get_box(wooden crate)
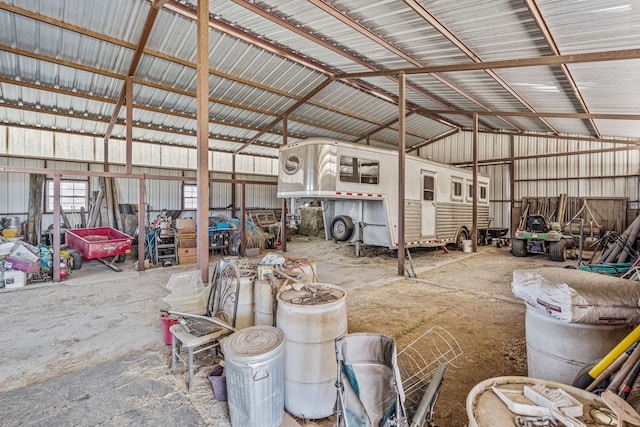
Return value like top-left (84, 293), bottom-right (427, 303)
top-left (178, 247), bottom-right (197, 256)
top-left (178, 254), bottom-right (197, 264)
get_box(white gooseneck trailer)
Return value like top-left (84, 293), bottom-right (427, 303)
top-left (277, 138), bottom-right (490, 250)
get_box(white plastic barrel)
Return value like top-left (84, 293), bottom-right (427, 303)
top-left (462, 239), bottom-right (472, 253)
top-left (276, 283), bottom-right (347, 419)
top-left (525, 306), bottom-right (630, 385)
top-left (254, 278), bottom-right (285, 326)
top-left (222, 326), bottom-right (285, 427)
top-left (224, 271), bottom-right (255, 329)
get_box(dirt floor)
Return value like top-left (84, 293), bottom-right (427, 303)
top-left (0, 234), bottom-right (592, 426)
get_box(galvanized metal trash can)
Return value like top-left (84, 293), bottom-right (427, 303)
top-left (222, 326), bottom-right (285, 427)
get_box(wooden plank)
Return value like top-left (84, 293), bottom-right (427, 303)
top-left (27, 174), bottom-right (44, 245)
top-left (111, 178), bottom-right (124, 231)
top-left (88, 189), bottom-right (103, 228)
top-left (60, 206), bottom-right (72, 229)
top-left (80, 206), bottom-right (87, 228)
top-left (104, 176), bottom-right (115, 228)
top-left (99, 177), bottom-right (109, 226)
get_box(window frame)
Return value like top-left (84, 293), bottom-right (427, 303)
top-left (423, 175), bottom-right (435, 201)
top-left (45, 179), bottom-right (89, 213)
top-left (451, 177), bottom-right (463, 201)
top-left (183, 183), bottom-right (198, 210)
top-left (338, 155), bottom-right (379, 185)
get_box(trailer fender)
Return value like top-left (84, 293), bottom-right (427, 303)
top-left (330, 215), bottom-right (354, 242)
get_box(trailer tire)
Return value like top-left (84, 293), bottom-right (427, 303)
top-left (511, 238), bottom-right (527, 257)
top-left (66, 248), bottom-right (83, 270)
top-left (455, 229), bottom-right (468, 250)
top-left (330, 215), bottom-right (354, 242)
top-left (549, 239), bottom-right (567, 262)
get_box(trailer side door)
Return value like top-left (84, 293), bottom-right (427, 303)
top-left (421, 172), bottom-right (436, 237)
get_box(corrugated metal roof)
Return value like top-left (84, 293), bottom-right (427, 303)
top-left (0, 0), bottom-right (637, 162)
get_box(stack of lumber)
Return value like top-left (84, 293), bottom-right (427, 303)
top-left (86, 177), bottom-right (124, 231)
top-left (175, 218), bottom-right (196, 264)
top-left (596, 213), bottom-right (640, 264)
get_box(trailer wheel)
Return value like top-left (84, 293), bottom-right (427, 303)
top-left (511, 238), bottom-right (527, 257)
top-left (66, 248), bottom-right (83, 270)
top-left (330, 215), bottom-right (354, 242)
top-left (455, 229), bottom-right (468, 250)
top-left (549, 239), bottom-right (567, 262)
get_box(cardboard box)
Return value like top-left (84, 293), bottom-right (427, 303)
top-left (176, 218), bottom-right (196, 230)
top-left (178, 254), bottom-right (197, 264)
top-left (5, 256), bottom-right (40, 273)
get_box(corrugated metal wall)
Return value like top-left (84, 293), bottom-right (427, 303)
top-left (0, 126), bottom-right (278, 232)
top-left (2, 125), bottom-right (637, 238)
top-left (421, 131), bottom-right (640, 233)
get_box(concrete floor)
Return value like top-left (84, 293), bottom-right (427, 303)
top-left (0, 236), bottom-right (563, 426)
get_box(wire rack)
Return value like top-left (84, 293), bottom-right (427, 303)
top-left (397, 326), bottom-right (465, 404)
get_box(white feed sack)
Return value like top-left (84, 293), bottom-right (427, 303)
top-left (512, 268), bottom-right (640, 324)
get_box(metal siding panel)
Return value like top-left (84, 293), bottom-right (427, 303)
top-left (8, 128), bottom-right (54, 157)
top-left (213, 152), bottom-right (233, 172)
top-left (0, 157), bottom-right (42, 215)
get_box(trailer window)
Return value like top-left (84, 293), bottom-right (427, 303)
top-left (479, 184), bottom-right (487, 201)
top-left (467, 184), bottom-right (473, 200)
top-left (339, 156), bottom-right (379, 184)
top-left (423, 176), bottom-right (434, 201)
top-left (451, 179), bottom-right (463, 201)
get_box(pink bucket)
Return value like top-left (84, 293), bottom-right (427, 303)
top-left (160, 315), bottom-right (178, 346)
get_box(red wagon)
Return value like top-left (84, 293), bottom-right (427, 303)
top-left (65, 227), bottom-right (133, 271)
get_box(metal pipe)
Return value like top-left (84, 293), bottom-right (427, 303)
top-left (52, 174), bottom-right (61, 282)
top-left (397, 72), bottom-right (406, 276)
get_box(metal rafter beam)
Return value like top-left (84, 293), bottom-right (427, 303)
top-left (0, 102), bottom-right (285, 151)
top-left (422, 108), bottom-right (640, 121)
top-left (103, 1), bottom-right (165, 143)
top-left (0, 4), bottom-right (444, 143)
top-left (337, 48), bottom-right (640, 78)
top-left (0, 46), bottom-right (405, 142)
top-left (303, 0), bottom-right (510, 131)
top-left (407, 129), bottom-right (460, 153)
top-left (523, 0), bottom-right (601, 138)
top-left (403, 0), bottom-right (559, 134)
top-left (237, 0), bottom-right (493, 131)
top-left (234, 77), bottom-right (334, 154)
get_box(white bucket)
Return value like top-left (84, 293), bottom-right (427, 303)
top-left (222, 326), bottom-right (285, 427)
top-left (277, 283), bottom-right (347, 419)
top-left (224, 271), bottom-right (255, 329)
top-left (525, 306), bottom-right (630, 385)
top-left (4, 270), bottom-right (26, 289)
top-left (254, 278), bottom-right (285, 326)
top-left (462, 239), bottom-right (472, 253)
